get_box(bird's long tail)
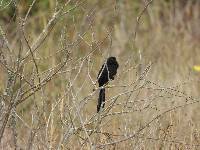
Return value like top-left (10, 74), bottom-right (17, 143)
top-left (97, 88), bottom-right (105, 113)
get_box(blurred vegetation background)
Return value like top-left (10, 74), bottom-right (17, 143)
top-left (0, 0), bottom-right (200, 149)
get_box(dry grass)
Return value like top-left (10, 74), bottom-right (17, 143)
top-left (0, 0), bottom-right (200, 149)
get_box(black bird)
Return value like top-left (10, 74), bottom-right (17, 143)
top-left (97, 57), bottom-right (119, 113)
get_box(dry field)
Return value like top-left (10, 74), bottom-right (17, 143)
top-left (0, 0), bottom-right (200, 149)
